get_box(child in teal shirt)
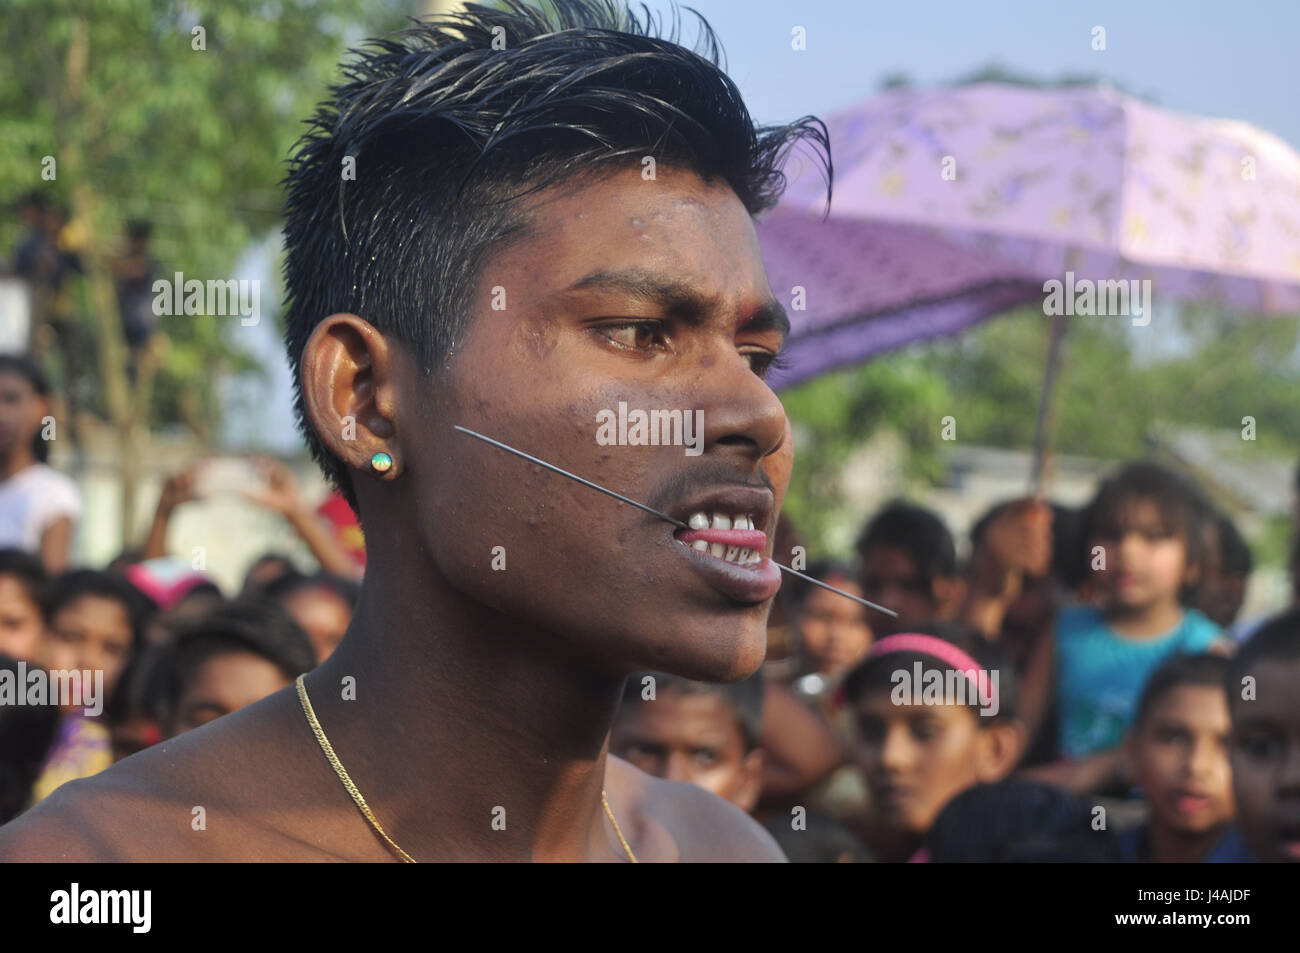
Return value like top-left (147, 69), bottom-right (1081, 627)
top-left (1052, 463), bottom-right (1227, 785)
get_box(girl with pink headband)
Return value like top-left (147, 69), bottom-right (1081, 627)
top-left (842, 623), bottom-right (1025, 862)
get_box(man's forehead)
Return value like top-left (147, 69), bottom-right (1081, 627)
top-left (519, 165), bottom-right (759, 257)
top-left (497, 170), bottom-right (784, 333)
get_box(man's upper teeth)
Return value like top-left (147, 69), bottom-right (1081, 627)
top-left (683, 512), bottom-right (760, 565)
top-left (686, 511), bottom-right (753, 530)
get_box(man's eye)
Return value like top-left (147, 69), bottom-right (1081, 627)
top-left (596, 321), bottom-right (667, 352)
top-left (742, 349), bottom-right (784, 380)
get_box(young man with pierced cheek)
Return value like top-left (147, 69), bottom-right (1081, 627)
top-left (0, 1), bottom-right (827, 862)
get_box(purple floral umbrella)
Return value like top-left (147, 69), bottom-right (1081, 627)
top-left (758, 208), bottom-right (1043, 384)
top-left (759, 82), bottom-right (1300, 483)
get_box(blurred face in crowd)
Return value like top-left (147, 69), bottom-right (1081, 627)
top-left (1129, 685), bottom-right (1235, 840)
top-left (111, 711), bottom-right (160, 763)
top-left (854, 689), bottom-right (985, 836)
top-left (18, 200), bottom-right (42, 229)
top-left (243, 557), bottom-right (295, 592)
top-left (853, 676), bottom-right (1019, 840)
top-left (280, 585), bottom-right (350, 662)
top-left (860, 545), bottom-right (938, 634)
top-left (1000, 575), bottom-right (1060, 659)
top-left (610, 688), bottom-right (765, 812)
top-left (0, 574), bottom-right (44, 662)
top-left (796, 573), bottom-right (872, 674)
top-left (145, 588), bottom-right (224, 647)
top-left (45, 595), bottom-right (133, 703)
top-left (167, 651), bottom-right (293, 737)
top-left (1090, 498), bottom-right (1194, 613)
top-left (0, 371), bottom-right (46, 462)
top-left (1231, 659), bottom-right (1300, 862)
top-left (1195, 521), bottom-right (1248, 628)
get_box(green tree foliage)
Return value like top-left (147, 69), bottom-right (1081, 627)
top-left (779, 353), bottom-right (949, 549)
top-left (0, 0), bottom-right (407, 536)
top-left (781, 306), bottom-right (1300, 555)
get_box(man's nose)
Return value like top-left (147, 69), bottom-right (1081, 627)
top-left (691, 346), bottom-right (788, 466)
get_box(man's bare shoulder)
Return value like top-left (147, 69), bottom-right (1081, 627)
top-left (610, 756), bottom-right (786, 863)
top-left (0, 689), bottom-right (340, 862)
top-left (0, 746), bottom-right (203, 862)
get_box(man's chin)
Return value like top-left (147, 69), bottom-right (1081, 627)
top-left (630, 621), bottom-right (768, 683)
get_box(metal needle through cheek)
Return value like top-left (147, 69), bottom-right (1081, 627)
top-left (453, 425), bottom-right (898, 618)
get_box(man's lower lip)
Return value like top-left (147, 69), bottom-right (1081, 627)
top-left (673, 538), bottom-right (781, 604)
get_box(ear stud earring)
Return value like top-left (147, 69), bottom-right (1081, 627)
top-left (370, 451), bottom-right (393, 474)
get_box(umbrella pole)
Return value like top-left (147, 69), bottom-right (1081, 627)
top-left (1029, 310), bottom-right (1068, 494)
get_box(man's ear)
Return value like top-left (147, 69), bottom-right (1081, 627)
top-left (300, 314), bottom-right (401, 476)
top-left (974, 719), bottom-right (1026, 782)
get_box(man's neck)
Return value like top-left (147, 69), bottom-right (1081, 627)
top-left (300, 541), bottom-right (629, 862)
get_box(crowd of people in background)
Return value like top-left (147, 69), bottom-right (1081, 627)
top-left (612, 463), bottom-right (1300, 863)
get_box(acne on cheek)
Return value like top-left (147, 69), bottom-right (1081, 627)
top-left (515, 316), bottom-right (560, 361)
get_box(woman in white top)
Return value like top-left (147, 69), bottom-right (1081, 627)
top-left (0, 355), bottom-right (80, 573)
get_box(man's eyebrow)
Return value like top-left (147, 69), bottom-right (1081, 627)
top-left (742, 297), bottom-right (791, 342)
top-left (566, 268), bottom-right (790, 343)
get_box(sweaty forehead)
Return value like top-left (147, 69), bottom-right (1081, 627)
top-left (499, 166), bottom-right (768, 299)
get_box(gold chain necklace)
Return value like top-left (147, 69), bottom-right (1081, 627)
top-left (295, 675), bottom-right (638, 863)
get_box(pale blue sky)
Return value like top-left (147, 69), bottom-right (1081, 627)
top-left (652, 0), bottom-right (1299, 149)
